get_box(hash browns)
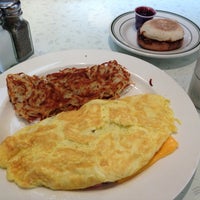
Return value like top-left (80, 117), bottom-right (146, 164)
top-left (6, 60), bottom-right (132, 122)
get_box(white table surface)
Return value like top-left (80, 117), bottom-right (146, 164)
top-left (2, 0), bottom-right (200, 199)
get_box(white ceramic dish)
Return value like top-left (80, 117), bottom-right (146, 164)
top-left (110, 10), bottom-right (200, 58)
top-left (0, 50), bottom-right (200, 200)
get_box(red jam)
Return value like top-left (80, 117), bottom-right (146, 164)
top-left (135, 6), bottom-right (156, 29)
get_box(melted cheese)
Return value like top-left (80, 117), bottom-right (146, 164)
top-left (149, 136), bottom-right (178, 165)
top-left (118, 136), bottom-right (178, 184)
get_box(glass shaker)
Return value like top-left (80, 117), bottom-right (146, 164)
top-left (1, 0), bottom-right (34, 62)
top-left (188, 56), bottom-right (200, 109)
top-left (0, 9), bottom-right (17, 72)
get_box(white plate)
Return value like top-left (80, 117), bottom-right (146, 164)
top-left (0, 50), bottom-right (200, 200)
top-left (110, 10), bottom-right (200, 58)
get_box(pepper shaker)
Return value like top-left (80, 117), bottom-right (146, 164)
top-left (188, 56), bottom-right (200, 109)
top-left (1, 0), bottom-right (34, 62)
top-left (0, 9), bottom-right (17, 72)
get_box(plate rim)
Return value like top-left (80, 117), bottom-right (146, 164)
top-left (0, 49), bottom-right (200, 200)
top-left (110, 10), bottom-right (200, 58)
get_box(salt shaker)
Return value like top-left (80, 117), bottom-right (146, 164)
top-left (0, 9), bottom-right (17, 72)
top-left (1, 0), bottom-right (34, 62)
top-left (188, 56), bottom-right (200, 109)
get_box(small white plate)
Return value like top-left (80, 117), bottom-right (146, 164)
top-left (0, 50), bottom-right (200, 200)
top-left (110, 10), bottom-right (200, 58)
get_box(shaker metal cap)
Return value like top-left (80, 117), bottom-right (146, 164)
top-left (0, 0), bottom-right (19, 9)
top-left (0, 0), bottom-right (22, 17)
top-left (0, 10), bottom-right (2, 24)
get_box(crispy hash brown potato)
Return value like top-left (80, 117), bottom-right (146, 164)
top-left (0, 94), bottom-right (177, 190)
top-left (6, 60), bottom-right (131, 122)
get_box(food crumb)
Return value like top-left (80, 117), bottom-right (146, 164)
top-left (149, 78), bottom-right (153, 86)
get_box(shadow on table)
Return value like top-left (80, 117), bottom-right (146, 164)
top-left (108, 36), bottom-right (199, 70)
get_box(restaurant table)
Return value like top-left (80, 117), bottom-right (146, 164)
top-left (3, 0), bottom-right (200, 199)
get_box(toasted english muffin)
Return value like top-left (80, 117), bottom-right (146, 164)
top-left (0, 94), bottom-right (177, 190)
top-left (137, 18), bottom-right (184, 51)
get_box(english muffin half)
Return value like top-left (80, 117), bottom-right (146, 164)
top-left (137, 18), bottom-right (184, 51)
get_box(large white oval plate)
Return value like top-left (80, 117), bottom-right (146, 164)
top-left (110, 10), bottom-right (200, 58)
top-left (0, 50), bottom-right (200, 200)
